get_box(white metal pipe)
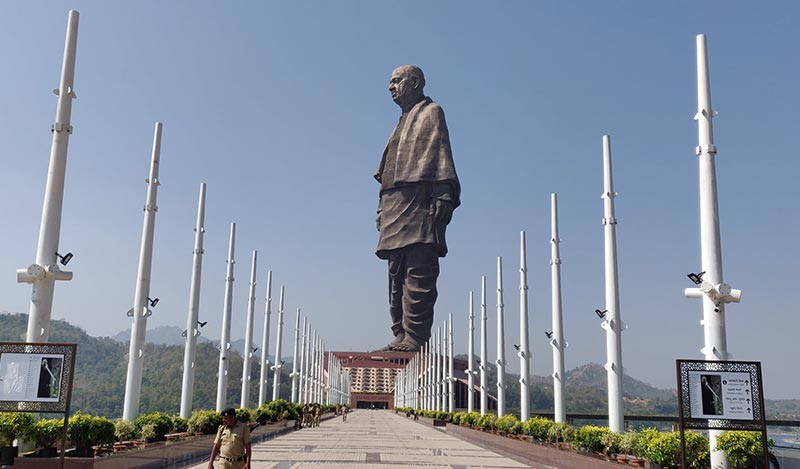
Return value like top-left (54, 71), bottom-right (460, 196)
top-left (440, 328), bottom-right (445, 411)
top-left (433, 330), bottom-right (439, 410)
top-left (298, 317), bottom-right (307, 404)
top-left (426, 339), bottom-right (431, 411)
top-left (272, 286), bottom-right (285, 401)
top-left (290, 309), bottom-right (301, 403)
top-left (302, 323), bottom-right (312, 403)
top-left (122, 122), bottom-right (163, 421)
top-left (317, 336), bottom-right (323, 403)
top-left (467, 291), bottom-right (475, 413)
top-left (519, 231), bottom-right (531, 422)
top-left (258, 271), bottom-right (272, 405)
top-left (310, 335), bottom-right (316, 403)
top-left (496, 256), bottom-right (506, 417)
top-left (550, 194), bottom-right (567, 423)
top-left (240, 250), bottom-right (258, 409)
top-left (308, 330), bottom-right (317, 403)
top-left (480, 275), bottom-right (488, 415)
top-left (20, 10), bottom-right (79, 344)
top-left (439, 327), bottom-right (446, 411)
top-left (448, 312), bottom-right (454, 413)
top-left (440, 324), bottom-right (446, 411)
top-left (694, 34), bottom-right (737, 469)
top-left (602, 136), bottom-right (624, 433)
top-left (421, 341), bottom-right (427, 410)
top-left (180, 182), bottom-right (206, 419)
top-left (215, 222), bottom-right (236, 412)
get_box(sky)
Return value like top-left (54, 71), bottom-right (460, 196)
top-left (0, 2), bottom-right (798, 400)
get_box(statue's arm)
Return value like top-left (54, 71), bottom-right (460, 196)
top-left (429, 182), bottom-right (455, 225)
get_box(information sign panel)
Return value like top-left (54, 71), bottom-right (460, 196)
top-left (0, 342), bottom-right (76, 413)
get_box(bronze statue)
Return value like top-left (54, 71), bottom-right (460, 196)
top-left (374, 65), bottom-right (460, 352)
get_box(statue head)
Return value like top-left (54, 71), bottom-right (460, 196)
top-left (389, 65), bottom-right (425, 110)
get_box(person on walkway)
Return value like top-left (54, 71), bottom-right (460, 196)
top-left (374, 65), bottom-right (460, 353)
top-left (208, 408), bottom-right (251, 469)
top-left (342, 406), bottom-right (348, 422)
top-left (313, 404), bottom-right (321, 427)
top-left (301, 404), bottom-right (310, 427)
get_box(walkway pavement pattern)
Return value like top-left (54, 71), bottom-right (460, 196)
top-left (191, 410), bottom-right (542, 469)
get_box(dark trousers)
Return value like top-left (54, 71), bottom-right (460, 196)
top-left (387, 244), bottom-right (439, 343)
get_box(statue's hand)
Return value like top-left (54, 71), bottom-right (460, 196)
top-left (430, 199), bottom-right (453, 225)
top-left (376, 212), bottom-right (381, 232)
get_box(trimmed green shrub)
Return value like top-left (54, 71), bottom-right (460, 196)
top-left (600, 431), bottom-right (622, 455)
top-left (496, 414), bottom-right (521, 435)
top-left (0, 412), bottom-right (35, 447)
top-left (67, 413), bottom-right (115, 450)
top-left (477, 413), bottom-right (497, 431)
top-left (31, 419), bottom-right (63, 449)
top-left (140, 423), bottom-right (156, 442)
top-left (256, 400), bottom-right (298, 424)
top-left (463, 412), bottom-right (481, 427)
top-left (619, 430), bottom-right (640, 456)
top-left (522, 416), bottom-right (553, 441)
top-left (188, 410), bottom-right (222, 435)
top-left (573, 425), bottom-right (612, 453)
top-left (134, 411), bottom-right (173, 441)
top-left (715, 430), bottom-right (771, 468)
top-left (546, 422), bottom-right (574, 443)
top-left (234, 408), bottom-right (253, 423)
top-left (684, 430), bottom-right (710, 469)
top-left (639, 430), bottom-right (680, 467)
top-left (114, 418), bottom-right (135, 442)
top-left (171, 416), bottom-right (188, 433)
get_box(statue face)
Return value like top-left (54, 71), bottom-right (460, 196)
top-left (389, 67), bottom-right (421, 108)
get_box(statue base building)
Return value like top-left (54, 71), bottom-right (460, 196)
top-left (333, 351), bottom-right (494, 411)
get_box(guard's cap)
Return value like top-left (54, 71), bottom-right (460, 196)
top-left (220, 408), bottom-right (237, 417)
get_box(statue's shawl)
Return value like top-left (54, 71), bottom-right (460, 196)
top-left (375, 97), bottom-right (461, 207)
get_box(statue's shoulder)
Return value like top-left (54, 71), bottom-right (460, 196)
top-left (417, 98), bottom-right (445, 119)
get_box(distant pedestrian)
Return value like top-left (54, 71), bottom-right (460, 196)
top-left (208, 408), bottom-right (251, 469)
top-left (342, 406), bottom-right (348, 422)
top-left (313, 405), bottom-right (321, 427)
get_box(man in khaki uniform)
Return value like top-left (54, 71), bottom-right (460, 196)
top-left (208, 408), bottom-right (251, 469)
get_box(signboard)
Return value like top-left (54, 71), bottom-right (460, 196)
top-left (0, 342), bottom-right (76, 413)
top-left (687, 370), bottom-right (755, 420)
top-left (676, 359), bottom-right (768, 469)
top-left (676, 359), bottom-right (764, 431)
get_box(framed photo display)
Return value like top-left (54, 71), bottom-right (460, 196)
top-left (0, 342), bottom-right (77, 413)
top-left (676, 359), bottom-right (764, 431)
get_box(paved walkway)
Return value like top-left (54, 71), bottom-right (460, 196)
top-left (189, 410), bottom-right (623, 469)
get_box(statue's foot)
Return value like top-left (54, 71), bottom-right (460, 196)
top-left (373, 334), bottom-right (405, 352)
top-left (389, 335), bottom-right (423, 352)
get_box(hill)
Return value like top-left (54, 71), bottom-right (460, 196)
top-left (111, 326), bottom-right (268, 360)
top-left (0, 313), bottom-right (291, 418)
top-left (1, 314), bottom-right (797, 420)
top-left (111, 325), bottom-right (213, 346)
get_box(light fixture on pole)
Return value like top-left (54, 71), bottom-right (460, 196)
top-left (55, 252), bottom-right (73, 266)
top-left (687, 271), bottom-right (705, 285)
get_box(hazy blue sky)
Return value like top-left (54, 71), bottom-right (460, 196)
top-left (1, 2), bottom-right (797, 399)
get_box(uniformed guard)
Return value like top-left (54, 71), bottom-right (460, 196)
top-left (208, 408), bottom-right (251, 469)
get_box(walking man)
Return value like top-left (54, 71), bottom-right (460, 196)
top-left (208, 408), bottom-right (251, 469)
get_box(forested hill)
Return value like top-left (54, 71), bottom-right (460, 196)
top-left (1, 313), bottom-right (797, 420)
top-left (0, 313), bottom-right (292, 418)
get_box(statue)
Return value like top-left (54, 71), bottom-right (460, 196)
top-left (374, 65), bottom-right (460, 352)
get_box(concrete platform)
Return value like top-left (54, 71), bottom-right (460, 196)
top-left (188, 410), bottom-right (621, 469)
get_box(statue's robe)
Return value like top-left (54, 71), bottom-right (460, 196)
top-left (374, 97), bottom-right (460, 260)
